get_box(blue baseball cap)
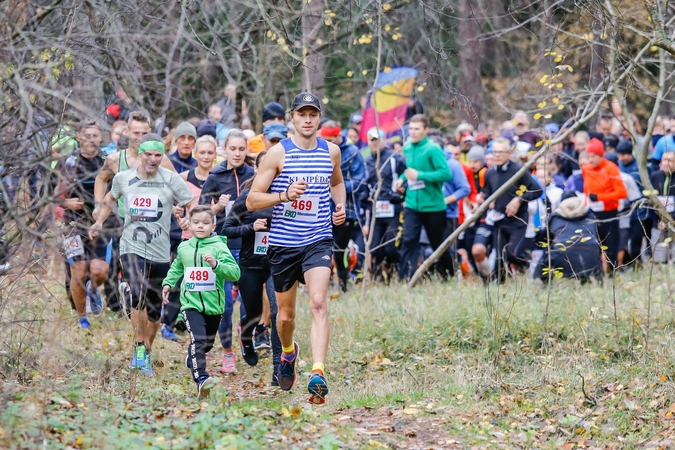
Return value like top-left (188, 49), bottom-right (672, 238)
top-left (263, 122), bottom-right (288, 140)
top-left (544, 123), bottom-right (560, 135)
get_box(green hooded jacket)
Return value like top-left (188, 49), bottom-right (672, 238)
top-left (163, 235), bottom-right (240, 316)
top-left (399, 136), bottom-right (452, 212)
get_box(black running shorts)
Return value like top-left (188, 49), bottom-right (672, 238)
top-left (473, 224), bottom-right (493, 248)
top-left (120, 253), bottom-right (170, 323)
top-left (267, 239), bottom-right (333, 293)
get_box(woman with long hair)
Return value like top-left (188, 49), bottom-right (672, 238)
top-left (221, 151), bottom-right (281, 385)
top-left (200, 129), bottom-right (253, 374)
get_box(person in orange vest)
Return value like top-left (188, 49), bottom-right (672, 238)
top-left (581, 138), bottom-right (627, 271)
top-left (247, 102), bottom-right (287, 155)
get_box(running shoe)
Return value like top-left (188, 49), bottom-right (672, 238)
top-left (141, 352), bottom-right (153, 375)
top-left (254, 326), bottom-right (271, 350)
top-left (86, 281), bottom-right (103, 315)
top-left (271, 371), bottom-right (279, 387)
top-left (161, 325), bottom-right (181, 342)
top-left (221, 352), bottom-right (237, 374)
top-left (77, 317), bottom-right (90, 329)
top-left (308, 371), bottom-right (329, 405)
top-left (131, 344), bottom-right (147, 369)
top-left (240, 336), bottom-right (258, 367)
top-left (197, 376), bottom-right (217, 398)
top-left (278, 342), bottom-right (300, 391)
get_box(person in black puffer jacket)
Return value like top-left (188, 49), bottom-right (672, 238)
top-left (220, 151), bottom-right (282, 386)
top-left (535, 191), bottom-right (603, 282)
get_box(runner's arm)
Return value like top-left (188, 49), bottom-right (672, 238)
top-left (94, 154), bottom-right (117, 204)
top-left (162, 255), bottom-right (184, 290)
top-left (329, 144), bottom-right (346, 207)
top-left (246, 144), bottom-right (285, 211)
top-left (93, 191), bottom-right (117, 226)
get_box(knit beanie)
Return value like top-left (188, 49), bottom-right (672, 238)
top-left (262, 102), bottom-right (286, 122)
top-left (586, 138), bottom-right (605, 157)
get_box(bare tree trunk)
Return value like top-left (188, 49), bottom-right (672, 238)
top-left (302, 0), bottom-right (325, 96)
top-left (457, 0), bottom-right (484, 125)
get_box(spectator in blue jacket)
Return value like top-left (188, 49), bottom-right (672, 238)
top-left (319, 120), bottom-right (367, 291)
top-left (444, 151), bottom-right (471, 235)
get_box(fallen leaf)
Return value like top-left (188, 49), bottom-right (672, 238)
top-left (403, 407), bottom-right (418, 415)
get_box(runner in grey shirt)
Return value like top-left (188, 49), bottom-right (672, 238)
top-left (91, 133), bottom-right (197, 374)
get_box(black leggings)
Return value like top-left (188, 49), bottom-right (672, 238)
top-left (595, 211), bottom-right (620, 268)
top-left (333, 219), bottom-right (359, 285)
top-left (238, 267), bottom-right (281, 371)
top-left (628, 218), bottom-right (653, 266)
top-left (184, 309), bottom-right (221, 382)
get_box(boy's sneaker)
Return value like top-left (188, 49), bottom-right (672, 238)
top-left (77, 317), bottom-right (90, 329)
top-left (278, 342), bottom-right (300, 391)
top-left (308, 371), bottom-right (329, 405)
top-left (131, 344), bottom-right (147, 369)
top-left (271, 371), bottom-right (280, 387)
top-left (86, 281), bottom-right (103, 315)
top-left (141, 353), bottom-right (153, 375)
top-left (221, 352), bottom-right (237, 374)
top-left (197, 376), bottom-right (217, 398)
top-left (254, 326), bottom-right (271, 350)
top-left (240, 336), bottom-right (259, 367)
top-left (161, 325), bottom-right (181, 342)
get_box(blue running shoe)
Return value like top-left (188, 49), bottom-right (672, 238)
top-left (77, 317), bottom-right (90, 329)
top-left (161, 325), bottom-right (181, 342)
top-left (86, 281), bottom-right (103, 315)
top-left (141, 353), bottom-right (153, 375)
top-left (278, 342), bottom-right (299, 391)
top-left (197, 376), bottom-right (217, 398)
top-left (131, 344), bottom-right (147, 369)
top-left (308, 371), bottom-right (329, 405)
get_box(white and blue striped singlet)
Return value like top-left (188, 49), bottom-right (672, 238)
top-left (269, 137), bottom-right (333, 247)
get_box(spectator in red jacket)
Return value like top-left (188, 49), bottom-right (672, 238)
top-left (581, 138), bottom-right (627, 271)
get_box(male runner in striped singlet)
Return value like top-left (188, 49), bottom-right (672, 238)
top-left (247, 93), bottom-right (346, 404)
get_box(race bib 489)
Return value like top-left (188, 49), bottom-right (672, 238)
top-left (184, 267), bottom-right (216, 291)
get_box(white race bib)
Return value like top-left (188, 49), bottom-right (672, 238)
top-left (408, 180), bottom-right (426, 191)
top-left (485, 209), bottom-right (505, 226)
top-left (254, 232), bottom-right (270, 255)
top-left (184, 267), bottom-right (216, 291)
top-left (128, 194), bottom-right (159, 218)
top-left (64, 235), bottom-right (84, 258)
top-left (588, 198), bottom-right (605, 212)
top-left (375, 200), bottom-right (395, 218)
top-left (658, 195), bottom-right (675, 213)
top-left (282, 195), bottom-right (320, 222)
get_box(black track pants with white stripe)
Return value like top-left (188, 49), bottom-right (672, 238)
top-left (184, 309), bottom-right (222, 382)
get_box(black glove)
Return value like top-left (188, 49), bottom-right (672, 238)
top-left (588, 193), bottom-right (598, 202)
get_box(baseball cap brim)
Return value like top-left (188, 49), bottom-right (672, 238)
top-left (292, 103), bottom-right (321, 112)
top-left (264, 132), bottom-right (287, 140)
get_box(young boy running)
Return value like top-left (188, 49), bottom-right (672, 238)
top-left (162, 205), bottom-right (240, 398)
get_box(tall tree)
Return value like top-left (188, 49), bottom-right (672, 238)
top-left (457, 0), bottom-right (484, 125)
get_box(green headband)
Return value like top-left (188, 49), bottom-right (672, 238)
top-left (138, 140), bottom-right (165, 154)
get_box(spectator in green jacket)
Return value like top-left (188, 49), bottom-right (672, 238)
top-left (394, 114), bottom-right (453, 280)
top-left (162, 205), bottom-right (240, 398)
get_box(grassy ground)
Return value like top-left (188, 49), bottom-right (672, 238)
top-left (2, 251), bottom-right (675, 449)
